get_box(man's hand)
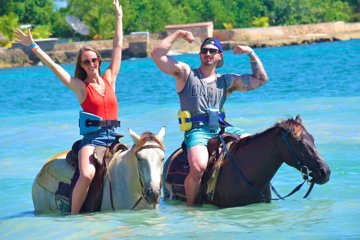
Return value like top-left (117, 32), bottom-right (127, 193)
top-left (233, 45), bottom-right (253, 55)
top-left (179, 30), bottom-right (194, 43)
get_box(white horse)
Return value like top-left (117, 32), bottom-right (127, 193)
top-left (32, 127), bottom-right (165, 213)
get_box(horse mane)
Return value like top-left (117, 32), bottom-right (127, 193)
top-left (134, 131), bottom-right (165, 153)
top-left (274, 116), bottom-right (304, 140)
top-left (237, 116), bottom-right (304, 146)
top-left (227, 116), bottom-right (304, 159)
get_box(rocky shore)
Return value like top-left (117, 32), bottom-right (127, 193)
top-left (1, 21), bottom-right (359, 68)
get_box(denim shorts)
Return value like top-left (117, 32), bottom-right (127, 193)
top-left (80, 127), bottom-right (118, 149)
top-left (184, 126), bottom-right (250, 151)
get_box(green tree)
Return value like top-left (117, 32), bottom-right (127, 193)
top-left (22, 0), bottom-right (54, 25)
top-left (1, 0), bottom-right (358, 39)
top-left (207, 0), bottom-right (236, 29)
top-left (67, 0), bottom-right (114, 39)
top-left (232, 0), bottom-right (269, 28)
top-left (265, 0), bottom-right (353, 25)
top-left (0, 13), bottom-right (19, 47)
top-left (31, 25), bottom-right (53, 39)
top-left (168, 0), bottom-right (206, 24)
top-left (320, 1), bottom-right (353, 22)
top-left (1, 0), bottom-right (54, 26)
top-left (51, 9), bottom-right (73, 39)
top-left (124, 0), bottom-right (176, 33)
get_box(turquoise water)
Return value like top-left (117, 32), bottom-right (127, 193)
top-left (1, 39), bottom-right (359, 239)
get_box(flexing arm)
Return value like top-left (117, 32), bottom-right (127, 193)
top-left (103, 0), bottom-right (123, 90)
top-left (14, 28), bottom-right (84, 96)
top-left (227, 46), bottom-right (269, 94)
top-left (151, 30), bottom-right (193, 89)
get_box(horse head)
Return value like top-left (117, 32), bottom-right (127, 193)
top-left (278, 115), bottom-right (331, 185)
top-left (128, 126), bottom-right (166, 208)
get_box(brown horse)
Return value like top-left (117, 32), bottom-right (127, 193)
top-left (163, 116), bottom-right (331, 208)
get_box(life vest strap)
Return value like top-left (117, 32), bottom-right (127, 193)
top-left (179, 113), bottom-right (232, 127)
top-left (86, 119), bottom-right (121, 128)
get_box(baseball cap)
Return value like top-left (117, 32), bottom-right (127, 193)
top-left (200, 37), bottom-right (224, 68)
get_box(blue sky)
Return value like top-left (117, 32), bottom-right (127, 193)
top-left (54, 0), bottom-right (68, 9)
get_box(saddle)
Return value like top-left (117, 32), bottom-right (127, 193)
top-left (165, 133), bottom-right (239, 204)
top-left (64, 135), bottom-right (128, 213)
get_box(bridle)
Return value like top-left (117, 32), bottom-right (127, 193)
top-left (131, 143), bottom-right (164, 210)
top-left (106, 143), bottom-right (164, 211)
top-left (218, 130), bottom-right (315, 202)
top-left (270, 131), bottom-right (315, 200)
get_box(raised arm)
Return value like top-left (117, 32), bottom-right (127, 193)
top-left (14, 28), bottom-right (84, 95)
top-left (151, 30), bottom-right (193, 88)
top-left (226, 46), bottom-right (269, 94)
top-left (103, 0), bottom-right (123, 89)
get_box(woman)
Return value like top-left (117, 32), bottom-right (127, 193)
top-left (15, 0), bottom-right (123, 214)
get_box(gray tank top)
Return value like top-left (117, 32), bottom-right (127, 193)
top-left (178, 68), bottom-right (233, 120)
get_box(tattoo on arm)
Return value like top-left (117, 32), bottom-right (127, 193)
top-left (241, 75), bottom-right (252, 91)
top-left (250, 55), bottom-right (267, 82)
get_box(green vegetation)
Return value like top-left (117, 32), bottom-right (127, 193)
top-left (0, 13), bottom-right (19, 47)
top-left (0, 0), bottom-right (358, 45)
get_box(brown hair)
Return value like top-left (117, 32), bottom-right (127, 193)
top-left (74, 46), bottom-right (102, 80)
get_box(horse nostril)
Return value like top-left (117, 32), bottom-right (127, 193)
top-left (319, 167), bottom-right (330, 182)
top-left (146, 188), bottom-right (153, 196)
top-left (146, 188), bottom-right (161, 202)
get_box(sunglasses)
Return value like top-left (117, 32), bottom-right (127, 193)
top-left (81, 58), bottom-right (99, 66)
top-left (200, 48), bottom-right (219, 54)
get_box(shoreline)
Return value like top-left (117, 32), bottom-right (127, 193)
top-left (1, 21), bottom-right (360, 69)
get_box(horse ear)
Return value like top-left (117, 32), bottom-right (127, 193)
top-left (128, 128), bottom-right (140, 144)
top-left (156, 126), bottom-right (166, 142)
top-left (295, 115), bottom-right (302, 123)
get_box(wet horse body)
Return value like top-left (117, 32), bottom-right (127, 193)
top-left (164, 116), bottom-right (331, 208)
top-left (32, 127), bottom-right (165, 213)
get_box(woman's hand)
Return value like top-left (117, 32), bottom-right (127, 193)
top-left (113, 0), bottom-right (123, 18)
top-left (14, 28), bottom-right (34, 47)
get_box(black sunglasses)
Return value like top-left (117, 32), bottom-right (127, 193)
top-left (200, 48), bottom-right (219, 54)
top-left (82, 58), bottom-right (99, 66)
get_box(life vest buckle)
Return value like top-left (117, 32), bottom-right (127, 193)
top-left (79, 111), bottom-right (120, 135)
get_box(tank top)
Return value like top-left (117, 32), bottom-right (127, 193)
top-left (80, 77), bottom-right (118, 120)
top-left (178, 68), bottom-right (233, 118)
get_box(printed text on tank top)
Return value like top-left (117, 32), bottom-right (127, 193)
top-left (196, 68), bottom-right (218, 106)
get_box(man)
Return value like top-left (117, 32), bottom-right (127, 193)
top-left (151, 30), bottom-right (268, 206)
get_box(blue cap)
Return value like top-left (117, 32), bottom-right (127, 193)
top-left (200, 37), bottom-right (224, 68)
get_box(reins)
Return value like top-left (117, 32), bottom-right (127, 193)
top-left (218, 133), bottom-right (269, 200)
top-left (218, 134), bottom-right (254, 189)
top-left (271, 131), bottom-right (315, 200)
top-left (106, 142), bottom-right (164, 211)
top-left (218, 129), bottom-right (315, 201)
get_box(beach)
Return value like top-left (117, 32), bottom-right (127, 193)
top-left (0, 39), bottom-right (359, 239)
